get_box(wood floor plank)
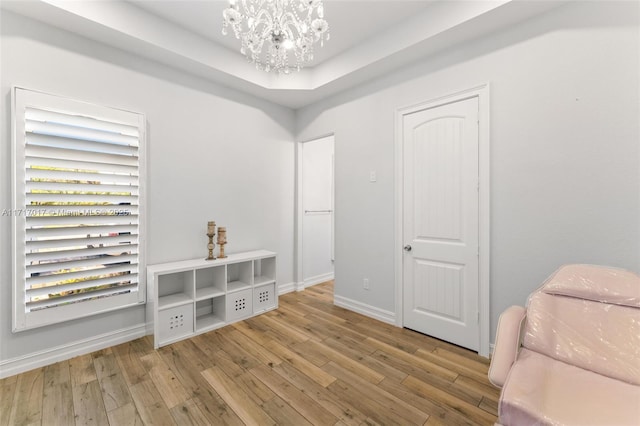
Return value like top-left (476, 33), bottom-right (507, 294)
top-left (224, 329), bottom-right (282, 366)
top-left (232, 320), bottom-right (275, 346)
top-left (305, 313), bottom-right (366, 343)
top-left (402, 375), bottom-right (497, 426)
top-left (201, 366), bottom-right (277, 426)
top-left (191, 330), bottom-right (227, 354)
top-left (69, 354), bottom-right (97, 387)
top-left (260, 395), bottom-right (313, 426)
top-left (294, 285), bottom-right (334, 301)
top-left (283, 316), bottom-right (338, 342)
top-left (72, 379), bottom-right (109, 426)
top-left (454, 375), bottom-right (501, 400)
top-left (424, 336), bottom-right (491, 365)
top-left (0, 375), bottom-right (17, 386)
top-left (128, 379), bottom-right (174, 426)
top-left (244, 316), bottom-right (303, 347)
top-left (287, 339), bottom-right (333, 367)
top-left (0, 379), bottom-right (16, 426)
top-left (348, 322), bottom-right (423, 354)
top-left (323, 361), bottom-right (429, 425)
top-left (371, 350), bottom-right (482, 406)
top-left (9, 367), bottom-right (43, 426)
top-left (296, 300), bottom-right (350, 325)
top-left (93, 354), bottom-right (133, 412)
top-left (106, 402), bottom-right (144, 426)
top-left (366, 337), bottom-right (458, 382)
top-left (276, 299), bottom-right (311, 318)
top-left (264, 310), bottom-right (324, 342)
top-left (214, 330), bottom-right (265, 370)
top-left (303, 339), bottom-right (386, 384)
top-left (479, 396), bottom-right (499, 416)
top-left (257, 314), bottom-right (311, 343)
top-left (250, 364), bottom-right (339, 425)
top-left (43, 360), bottom-right (71, 388)
top-left (434, 347), bottom-right (490, 373)
top-left (214, 349), bottom-right (276, 405)
top-left (301, 296), bottom-right (349, 324)
top-left (305, 282), bottom-right (334, 297)
top-left (308, 301), bottom-right (369, 324)
top-left (140, 351), bottom-right (191, 409)
top-left (268, 303), bottom-right (312, 325)
top-left (378, 378), bottom-right (477, 426)
top-left (414, 348), bottom-right (490, 384)
top-left (42, 362), bottom-right (74, 426)
top-left (112, 341), bottom-right (150, 387)
top-left (157, 341), bottom-right (245, 425)
top-left (271, 361), bottom-right (368, 426)
top-left (169, 398), bottom-right (211, 425)
top-left (263, 340), bottom-right (337, 387)
top-left (323, 336), bottom-right (408, 383)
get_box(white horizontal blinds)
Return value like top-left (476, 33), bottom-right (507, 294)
top-left (23, 106), bottom-right (139, 312)
top-left (9, 86), bottom-right (147, 332)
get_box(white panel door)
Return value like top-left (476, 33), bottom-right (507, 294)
top-left (403, 97), bottom-right (479, 351)
top-left (302, 135), bottom-right (335, 284)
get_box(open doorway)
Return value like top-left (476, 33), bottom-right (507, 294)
top-left (295, 135), bottom-right (335, 290)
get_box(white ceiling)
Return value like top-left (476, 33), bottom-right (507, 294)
top-left (128, 0), bottom-right (436, 67)
top-left (1, 0), bottom-right (565, 108)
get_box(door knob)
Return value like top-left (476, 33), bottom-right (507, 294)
top-left (404, 245), bottom-right (412, 252)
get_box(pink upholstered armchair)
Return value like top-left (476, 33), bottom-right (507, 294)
top-left (488, 264), bottom-right (640, 426)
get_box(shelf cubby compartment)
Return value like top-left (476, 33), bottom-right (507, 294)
top-left (227, 261), bottom-right (252, 293)
top-left (254, 283), bottom-right (277, 314)
top-left (195, 296), bottom-right (225, 332)
top-left (158, 303), bottom-right (194, 344)
top-left (195, 265), bottom-right (226, 301)
top-left (253, 256), bottom-right (276, 286)
top-left (158, 270), bottom-right (194, 310)
top-left (226, 288), bottom-right (253, 321)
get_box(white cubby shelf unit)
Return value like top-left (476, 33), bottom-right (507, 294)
top-left (147, 250), bottom-right (277, 348)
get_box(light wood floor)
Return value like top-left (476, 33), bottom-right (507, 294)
top-left (0, 281), bottom-right (499, 426)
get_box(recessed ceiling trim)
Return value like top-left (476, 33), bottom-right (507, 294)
top-left (2, 0), bottom-right (566, 108)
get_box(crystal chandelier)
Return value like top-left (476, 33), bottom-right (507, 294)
top-left (222, 0), bottom-right (330, 74)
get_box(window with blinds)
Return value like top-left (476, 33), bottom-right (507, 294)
top-left (12, 88), bottom-right (146, 331)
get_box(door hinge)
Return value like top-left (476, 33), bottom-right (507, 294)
top-left (477, 311), bottom-right (480, 323)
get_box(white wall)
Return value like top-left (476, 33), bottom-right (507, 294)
top-left (296, 1), bottom-right (640, 339)
top-left (0, 11), bottom-right (295, 375)
top-left (302, 135), bottom-right (335, 285)
top-left (1, 0), bottom-right (638, 374)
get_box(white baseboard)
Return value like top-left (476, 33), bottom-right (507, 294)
top-left (334, 294), bottom-right (396, 325)
top-left (0, 324), bottom-right (146, 379)
top-left (278, 281), bottom-right (296, 295)
top-left (302, 272), bottom-right (334, 290)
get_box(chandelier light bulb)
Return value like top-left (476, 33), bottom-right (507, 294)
top-left (283, 39), bottom-right (294, 50)
top-left (222, 0), bottom-right (330, 74)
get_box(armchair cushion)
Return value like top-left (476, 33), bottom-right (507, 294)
top-left (500, 349), bottom-right (640, 426)
top-left (542, 264), bottom-right (640, 307)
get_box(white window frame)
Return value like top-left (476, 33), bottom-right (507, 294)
top-left (11, 87), bottom-right (147, 331)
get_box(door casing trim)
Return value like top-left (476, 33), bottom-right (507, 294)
top-left (394, 84), bottom-right (491, 357)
